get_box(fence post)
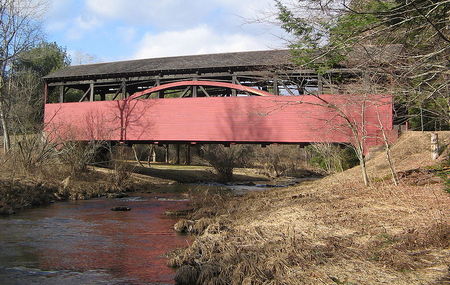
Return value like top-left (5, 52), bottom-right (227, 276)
top-left (431, 133), bottom-right (439, 160)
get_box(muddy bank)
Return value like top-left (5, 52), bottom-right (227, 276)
top-left (0, 166), bottom-right (160, 216)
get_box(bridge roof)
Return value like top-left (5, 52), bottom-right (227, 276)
top-left (44, 49), bottom-right (293, 81)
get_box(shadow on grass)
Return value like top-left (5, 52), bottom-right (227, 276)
top-left (130, 164), bottom-right (267, 183)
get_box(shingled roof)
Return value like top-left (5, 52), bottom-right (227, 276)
top-left (44, 49), bottom-right (293, 81)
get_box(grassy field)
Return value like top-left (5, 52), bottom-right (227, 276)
top-left (170, 131), bottom-right (450, 285)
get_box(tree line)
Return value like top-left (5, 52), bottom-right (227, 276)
top-left (0, 0), bottom-right (70, 152)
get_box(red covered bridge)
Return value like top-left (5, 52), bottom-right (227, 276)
top-left (43, 50), bottom-right (396, 152)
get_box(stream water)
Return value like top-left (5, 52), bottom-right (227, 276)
top-left (0, 179), bottom-right (305, 284)
top-left (0, 193), bottom-right (191, 285)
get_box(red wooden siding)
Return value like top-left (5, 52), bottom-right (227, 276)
top-left (44, 94), bottom-right (395, 151)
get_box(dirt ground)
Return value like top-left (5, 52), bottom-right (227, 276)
top-left (171, 131), bottom-right (450, 285)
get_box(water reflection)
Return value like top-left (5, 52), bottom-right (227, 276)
top-left (0, 193), bottom-right (190, 284)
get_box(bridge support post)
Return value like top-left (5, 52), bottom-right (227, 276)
top-left (176, 144), bottom-right (180, 165)
top-left (185, 144), bottom-right (191, 165)
top-left (121, 79), bottom-right (127, 99)
top-left (192, 76), bottom-right (198, 98)
top-left (59, 85), bottom-right (67, 103)
top-left (165, 144), bottom-right (169, 163)
top-left (89, 82), bottom-right (94, 101)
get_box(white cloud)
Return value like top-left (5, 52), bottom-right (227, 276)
top-left (85, 0), bottom-right (123, 18)
top-left (214, 0), bottom-right (276, 19)
top-left (84, 0), bottom-right (276, 29)
top-left (117, 26), bottom-right (137, 43)
top-left (69, 50), bottom-right (101, 65)
top-left (133, 25), bottom-right (272, 59)
top-left (67, 15), bottom-right (101, 40)
top-left (75, 15), bottom-right (100, 30)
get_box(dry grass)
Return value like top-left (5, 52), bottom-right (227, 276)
top-left (171, 131), bottom-right (450, 284)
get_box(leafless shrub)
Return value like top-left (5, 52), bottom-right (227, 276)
top-left (12, 133), bottom-right (57, 172)
top-left (307, 143), bottom-right (346, 173)
top-left (57, 141), bottom-right (105, 175)
top-left (108, 144), bottom-right (134, 190)
top-left (200, 144), bottom-right (252, 181)
top-left (255, 145), bottom-right (306, 177)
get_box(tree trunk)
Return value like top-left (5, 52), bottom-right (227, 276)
top-left (132, 145), bottom-right (145, 168)
top-left (359, 154), bottom-right (369, 187)
top-left (151, 146), bottom-right (156, 163)
top-left (0, 96), bottom-right (10, 152)
top-left (355, 142), bottom-right (369, 186)
top-left (377, 112), bottom-right (399, 185)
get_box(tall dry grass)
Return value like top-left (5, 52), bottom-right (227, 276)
top-left (170, 131), bottom-right (450, 285)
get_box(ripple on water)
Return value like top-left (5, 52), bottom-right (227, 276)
top-left (0, 266), bottom-right (136, 285)
top-left (0, 195), bottom-right (191, 284)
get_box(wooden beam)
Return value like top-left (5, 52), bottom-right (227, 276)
top-left (199, 86), bottom-right (210, 97)
top-left (121, 80), bottom-right (127, 99)
top-left (192, 76), bottom-right (198, 97)
top-left (79, 86), bottom-right (91, 102)
top-left (281, 81), bottom-right (296, 96)
top-left (112, 86), bottom-right (123, 100)
top-left (318, 74), bottom-right (323, 94)
top-left (44, 82), bottom-right (49, 103)
top-left (273, 78), bottom-right (279, 95)
top-left (45, 68), bottom-right (362, 87)
top-left (59, 85), bottom-right (65, 103)
top-left (89, 82), bottom-right (94, 101)
top-left (231, 74), bottom-right (237, 96)
top-left (156, 78), bottom-right (164, 98)
top-left (180, 86), bottom-right (191, 98)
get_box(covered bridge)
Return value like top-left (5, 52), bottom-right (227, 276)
top-left (43, 49), bottom-right (395, 153)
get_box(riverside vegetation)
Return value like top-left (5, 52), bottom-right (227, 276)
top-left (0, 140), bottom-right (322, 215)
top-left (170, 132), bottom-right (450, 285)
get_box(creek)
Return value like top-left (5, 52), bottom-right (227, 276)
top-left (0, 178), bottom-right (304, 284)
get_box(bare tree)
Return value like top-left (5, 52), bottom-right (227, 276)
top-left (311, 94), bottom-right (372, 186)
top-left (0, 0), bottom-right (45, 151)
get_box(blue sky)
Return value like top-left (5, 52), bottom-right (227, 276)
top-left (43, 0), bottom-right (287, 65)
